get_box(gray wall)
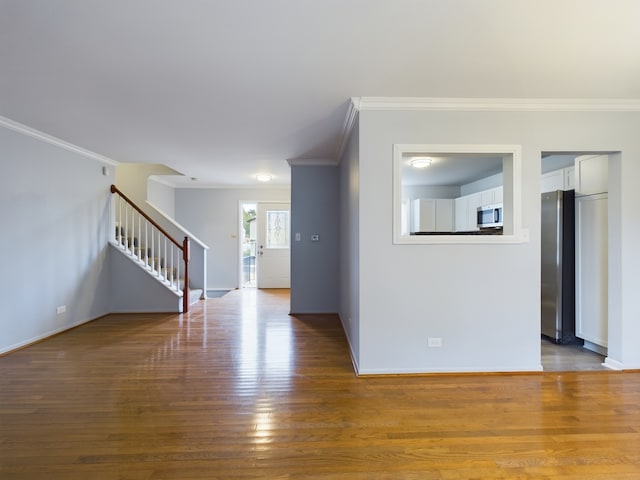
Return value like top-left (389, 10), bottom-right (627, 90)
top-left (290, 165), bottom-right (339, 313)
top-left (175, 187), bottom-right (291, 289)
top-left (0, 121), bottom-right (112, 354)
top-left (109, 244), bottom-right (182, 312)
top-left (339, 119), bottom-right (360, 366)
top-left (402, 185), bottom-right (461, 200)
top-left (347, 108), bottom-right (640, 374)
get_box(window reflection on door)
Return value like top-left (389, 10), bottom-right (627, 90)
top-left (266, 210), bottom-right (289, 249)
top-left (256, 203), bottom-right (291, 288)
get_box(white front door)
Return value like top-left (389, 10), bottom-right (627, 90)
top-left (256, 202), bottom-right (291, 288)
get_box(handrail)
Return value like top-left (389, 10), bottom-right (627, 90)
top-left (110, 185), bottom-right (182, 249)
top-left (110, 184), bottom-right (190, 313)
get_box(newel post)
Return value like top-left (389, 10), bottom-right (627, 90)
top-left (182, 236), bottom-right (190, 314)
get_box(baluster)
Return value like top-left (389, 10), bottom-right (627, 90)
top-left (124, 204), bottom-right (129, 252)
top-left (158, 230), bottom-right (162, 277)
top-left (169, 244), bottom-right (174, 287)
top-left (144, 220), bottom-right (149, 267)
top-left (150, 225), bottom-right (156, 272)
top-left (137, 211), bottom-right (141, 261)
top-left (117, 196), bottom-right (123, 246)
top-left (176, 248), bottom-right (181, 293)
top-left (163, 236), bottom-right (168, 281)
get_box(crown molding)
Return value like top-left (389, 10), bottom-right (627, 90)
top-left (355, 97), bottom-right (640, 112)
top-left (287, 157), bottom-right (339, 167)
top-left (0, 115), bottom-right (119, 166)
top-left (334, 97), bottom-right (361, 160)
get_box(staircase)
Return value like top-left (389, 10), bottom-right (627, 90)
top-left (110, 185), bottom-right (202, 313)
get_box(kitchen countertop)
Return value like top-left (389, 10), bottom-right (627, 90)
top-left (412, 228), bottom-right (503, 236)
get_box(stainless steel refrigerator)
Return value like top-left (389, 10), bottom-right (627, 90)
top-left (541, 190), bottom-right (576, 343)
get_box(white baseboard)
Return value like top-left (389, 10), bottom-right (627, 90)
top-left (0, 316), bottom-right (103, 356)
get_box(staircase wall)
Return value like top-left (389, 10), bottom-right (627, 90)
top-left (109, 243), bottom-right (182, 313)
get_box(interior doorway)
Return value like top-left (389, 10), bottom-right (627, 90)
top-left (240, 203), bottom-right (257, 288)
top-left (540, 152), bottom-right (610, 371)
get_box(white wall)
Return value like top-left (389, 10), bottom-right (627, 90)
top-left (290, 165), bottom-right (339, 313)
top-left (350, 108), bottom-right (640, 374)
top-left (147, 176), bottom-right (176, 218)
top-left (0, 121), bottom-right (113, 354)
top-left (175, 187), bottom-right (290, 289)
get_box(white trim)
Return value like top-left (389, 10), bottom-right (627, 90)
top-left (392, 143), bottom-right (528, 245)
top-left (0, 316), bottom-right (104, 356)
top-left (356, 364), bottom-right (544, 375)
top-left (0, 115), bottom-right (119, 166)
top-left (603, 357), bottom-right (624, 370)
top-left (356, 97), bottom-right (640, 112)
top-left (148, 175), bottom-right (181, 188)
top-left (335, 97), bottom-right (361, 160)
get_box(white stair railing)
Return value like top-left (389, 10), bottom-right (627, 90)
top-left (110, 185), bottom-right (190, 313)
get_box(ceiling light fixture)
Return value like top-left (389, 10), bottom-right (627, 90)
top-left (256, 174), bottom-right (273, 182)
top-left (410, 157), bottom-right (432, 168)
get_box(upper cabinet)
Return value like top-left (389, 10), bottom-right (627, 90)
top-left (575, 155), bottom-right (608, 196)
top-left (541, 166), bottom-right (575, 193)
top-left (481, 186), bottom-right (503, 205)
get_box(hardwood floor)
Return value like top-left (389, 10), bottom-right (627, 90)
top-left (2, 288), bottom-right (640, 479)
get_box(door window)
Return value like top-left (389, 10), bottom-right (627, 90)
top-left (266, 210), bottom-right (290, 249)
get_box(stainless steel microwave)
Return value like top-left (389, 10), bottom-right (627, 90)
top-left (477, 204), bottom-right (503, 228)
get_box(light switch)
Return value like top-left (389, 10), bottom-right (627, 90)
top-left (295, 233), bottom-right (301, 241)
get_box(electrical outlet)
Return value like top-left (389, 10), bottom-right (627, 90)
top-left (311, 234), bottom-right (319, 241)
top-left (56, 305), bottom-right (66, 315)
top-left (427, 337), bottom-right (442, 348)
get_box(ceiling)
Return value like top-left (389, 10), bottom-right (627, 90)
top-left (401, 154), bottom-right (504, 187)
top-left (2, 1), bottom-right (640, 187)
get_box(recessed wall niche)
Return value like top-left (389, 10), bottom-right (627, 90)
top-left (393, 144), bottom-right (527, 244)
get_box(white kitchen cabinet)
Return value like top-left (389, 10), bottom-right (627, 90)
top-left (436, 199), bottom-right (454, 232)
top-left (454, 192), bottom-right (482, 232)
top-left (454, 196), bottom-right (467, 232)
top-left (575, 193), bottom-right (608, 350)
top-left (564, 166), bottom-right (575, 190)
top-left (412, 198), bottom-right (454, 232)
top-left (541, 169), bottom-right (564, 193)
top-left (466, 193), bottom-right (482, 230)
top-left (575, 155), bottom-right (608, 195)
top-left (541, 166), bottom-right (576, 193)
top-left (413, 199), bottom-right (435, 232)
top-left (492, 186), bottom-right (503, 203)
top-left (480, 186), bottom-right (503, 205)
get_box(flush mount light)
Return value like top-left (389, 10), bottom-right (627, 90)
top-left (256, 174), bottom-right (273, 182)
top-left (410, 157), bottom-right (432, 168)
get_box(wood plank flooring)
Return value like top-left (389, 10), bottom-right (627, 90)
top-left (2, 288), bottom-right (640, 479)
